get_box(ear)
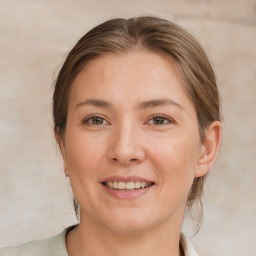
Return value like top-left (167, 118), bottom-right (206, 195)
top-left (195, 121), bottom-right (222, 177)
top-left (54, 128), bottom-right (68, 172)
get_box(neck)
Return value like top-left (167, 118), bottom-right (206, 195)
top-left (66, 216), bottom-right (183, 256)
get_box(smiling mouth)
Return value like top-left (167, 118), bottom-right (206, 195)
top-left (102, 181), bottom-right (154, 190)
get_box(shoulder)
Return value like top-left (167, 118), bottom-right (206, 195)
top-left (0, 229), bottom-right (69, 256)
top-left (180, 233), bottom-right (199, 256)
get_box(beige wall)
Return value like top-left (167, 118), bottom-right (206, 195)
top-left (0, 0), bottom-right (255, 255)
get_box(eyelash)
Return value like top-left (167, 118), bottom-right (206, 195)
top-left (82, 114), bottom-right (174, 126)
top-left (82, 114), bottom-right (109, 125)
top-left (147, 114), bottom-right (174, 125)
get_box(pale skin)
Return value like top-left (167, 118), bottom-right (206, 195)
top-left (56, 50), bottom-right (221, 256)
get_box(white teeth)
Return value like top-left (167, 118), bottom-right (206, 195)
top-left (140, 182), bottom-right (146, 188)
top-left (113, 181), bottom-right (118, 189)
top-left (134, 181), bottom-right (140, 189)
top-left (105, 181), bottom-right (152, 190)
top-left (125, 181), bottom-right (134, 190)
top-left (109, 181), bottom-right (114, 189)
top-left (119, 182), bottom-right (126, 189)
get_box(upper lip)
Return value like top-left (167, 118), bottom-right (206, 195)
top-left (100, 176), bottom-right (154, 183)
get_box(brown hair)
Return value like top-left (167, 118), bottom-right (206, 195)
top-left (53, 16), bottom-right (221, 226)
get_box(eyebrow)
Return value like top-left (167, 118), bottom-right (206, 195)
top-left (75, 98), bottom-right (184, 110)
top-left (76, 99), bottom-right (113, 108)
top-left (138, 98), bottom-right (184, 110)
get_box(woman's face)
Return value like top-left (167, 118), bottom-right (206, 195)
top-left (61, 51), bottom-right (208, 234)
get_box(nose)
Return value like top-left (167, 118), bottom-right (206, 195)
top-left (107, 122), bottom-right (146, 166)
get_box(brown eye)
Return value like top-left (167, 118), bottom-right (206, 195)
top-left (153, 117), bottom-right (165, 125)
top-left (149, 115), bottom-right (171, 125)
top-left (91, 117), bottom-right (104, 125)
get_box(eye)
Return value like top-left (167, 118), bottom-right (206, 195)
top-left (83, 115), bottom-right (109, 125)
top-left (148, 115), bottom-right (172, 125)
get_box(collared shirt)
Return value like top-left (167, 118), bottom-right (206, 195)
top-left (180, 233), bottom-right (199, 256)
top-left (0, 228), bottom-right (198, 256)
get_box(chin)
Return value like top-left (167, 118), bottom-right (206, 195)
top-left (99, 210), bottom-right (157, 234)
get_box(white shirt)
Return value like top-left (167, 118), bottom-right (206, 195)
top-left (180, 233), bottom-right (199, 256)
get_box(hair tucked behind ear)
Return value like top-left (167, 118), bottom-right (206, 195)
top-left (187, 176), bottom-right (204, 233)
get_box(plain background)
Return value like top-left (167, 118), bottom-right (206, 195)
top-left (0, 0), bottom-right (256, 255)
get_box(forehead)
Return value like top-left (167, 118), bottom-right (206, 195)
top-left (69, 50), bottom-right (193, 110)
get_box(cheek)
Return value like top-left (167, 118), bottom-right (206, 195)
top-left (64, 130), bottom-right (108, 212)
top-left (148, 134), bottom-right (200, 187)
top-left (64, 130), bottom-right (107, 177)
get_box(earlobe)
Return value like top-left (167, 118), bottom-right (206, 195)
top-left (195, 121), bottom-right (222, 177)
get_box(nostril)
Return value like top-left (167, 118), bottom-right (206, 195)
top-left (111, 157), bottom-right (138, 163)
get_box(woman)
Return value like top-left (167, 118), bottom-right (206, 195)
top-left (0, 16), bottom-right (221, 256)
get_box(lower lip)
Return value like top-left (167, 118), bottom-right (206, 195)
top-left (102, 184), bottom-right (154, 199)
